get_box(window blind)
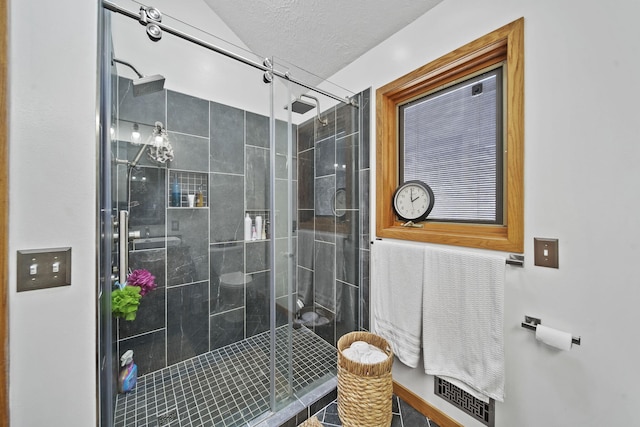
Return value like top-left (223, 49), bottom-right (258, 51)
top-left (400, 68), bottom-right (503, 223)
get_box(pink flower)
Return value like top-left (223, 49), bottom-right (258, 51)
top-left (127, 269), bottom-right (157, 296)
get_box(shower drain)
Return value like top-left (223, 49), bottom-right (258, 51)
top-left (157, 409), bottom-right (177, 426)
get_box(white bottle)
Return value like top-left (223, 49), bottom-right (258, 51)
top-left (244, 213), bottom-right (252, 241)
top-left (255, 216), bottom-right (262, 240)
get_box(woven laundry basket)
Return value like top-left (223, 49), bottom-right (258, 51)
top-left (337, 331), bottom-right (394, 427)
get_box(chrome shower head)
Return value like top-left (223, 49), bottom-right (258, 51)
top-left (132, 74), bottom-right (165, 97)
top-left (288, 98), bottom-right (316, 114)
top-left (285, 94), bottom-right (328, 126)
top-left (112, 57), bottom-right (165, 97)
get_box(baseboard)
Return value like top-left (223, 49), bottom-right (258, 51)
top-left (393, 381), bottom-right (463, 427)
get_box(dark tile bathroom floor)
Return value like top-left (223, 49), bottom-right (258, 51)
top-left (310, 394), bottom-right (441, 427)
top-left (114, 326), bottom-right (337, 427)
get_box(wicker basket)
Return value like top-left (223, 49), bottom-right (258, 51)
top-left (337, 331), bottom-right (394, 427)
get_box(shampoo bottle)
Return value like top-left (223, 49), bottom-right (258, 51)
top-left (171, 176), bottom-right (181, 207)
top-left (255, 216), bottom-right (262, 240)
top-left (244, 213), bottom-right (252, 241)
top-left (196, 185), bottom-right (204, 207)
top-left (118, 350), bottom-right (138, 393)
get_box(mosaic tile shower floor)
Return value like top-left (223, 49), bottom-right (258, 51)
top-left (114, 326), bottom-right (337, 427)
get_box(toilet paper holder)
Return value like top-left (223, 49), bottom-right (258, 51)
top-left (521, 316), bottom-right (581, 346)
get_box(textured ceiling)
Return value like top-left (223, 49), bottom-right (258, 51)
top-left (203, 0), bottom-right (443, 82)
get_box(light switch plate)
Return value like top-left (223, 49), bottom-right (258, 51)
top-left (533, 238), bottom-right (558, 268)
top-left (17, 247), bottom-right (71, 292)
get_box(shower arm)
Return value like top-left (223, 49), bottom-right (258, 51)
top-left (113, 141), bottom-right (148, 168)
top-left (112, 57), bottom-right (144, 79)
top-left (299, 94), bottom-right (328, 126)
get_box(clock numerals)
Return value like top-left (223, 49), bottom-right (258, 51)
top-left (392, 181), bottom-right (435, 222)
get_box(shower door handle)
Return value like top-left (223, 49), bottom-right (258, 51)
top-left (113, 211), bottom-right (140, 283)
top-left (118, 210), bottom-right (129, 284)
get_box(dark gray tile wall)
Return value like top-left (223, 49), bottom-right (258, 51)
top-left (296, 88), bottom-right (370, 346)
top-left (167, 281), bottom-right (209, 365)
top-left (167, 132), bottom-right (209, 172)
top-left (246, 146), bottom-right (270, 210)
top-left (167, 209), bottom-right (209, 286)
top-left (314, 241), bottom-right (336, 313)
top-left (209, 173), bottom-right (244, 243)
top-left (210, 101), bottom-right (244, 174)
top-left (122, 249), bottom-right (166, 339)
top-left (209, 242), bottom-right (244, 314)
top-left (167, 90), bottom-right (209, 137)
top-left (246, 271), bottom-right (270, 337)
top-left (359, 89), bottom-right (371, 331)
top-left (115, 78), bottom-right (370, 381)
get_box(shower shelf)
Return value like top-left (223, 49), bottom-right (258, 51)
top-left (169, 170), bottom-right (208, 208)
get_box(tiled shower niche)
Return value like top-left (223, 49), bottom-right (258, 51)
top-left (112, 75), bottom-right (370, 392)
top-left (168, 171), bottom-right (208, 208)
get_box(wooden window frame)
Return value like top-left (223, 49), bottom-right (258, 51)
top-left (376, 18), bottom-right (524, 252)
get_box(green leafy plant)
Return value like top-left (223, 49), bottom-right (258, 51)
top-left (111, 286), bottom-right (142, 321)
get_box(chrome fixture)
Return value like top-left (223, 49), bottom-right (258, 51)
top-left (286, 94), bottom-right (328, 126)
top-left (119, 121), bottom-right (173, 167)
top-left (112, 57), bottom-right (165, 97)
top-left (139, 6), bottom-right (163, 41)
top-left (146, 23), bottom-right (162, 41)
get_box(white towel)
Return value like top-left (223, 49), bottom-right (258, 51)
top-left (372, 240), bottom-right (423, 367)
top-left (422, 247), bottom-right (505, 402)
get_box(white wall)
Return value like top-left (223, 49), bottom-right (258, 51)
top-left (9, 0), bottom-right (640, 426)
top-left (8, 0), bottom-right (98, 425)
top-left (330, 0), bottom-right (640, 426)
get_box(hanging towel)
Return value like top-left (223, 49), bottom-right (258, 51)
top-left (422, 247), bottom-right (506, 402)
top-left (372, 240), bottom-right (424, 367)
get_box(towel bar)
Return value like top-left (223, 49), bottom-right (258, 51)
top-left (506, 254), bottom-right (524, 267)
top-left (521, 316), bottom-right (581, 345)
top-left (371, 239), bottom-right (525, 267)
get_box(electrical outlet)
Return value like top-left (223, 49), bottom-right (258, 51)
top-left (534, 238), bottom-right (559, 268)
top-left (17, 247), bottom-right (71, 291)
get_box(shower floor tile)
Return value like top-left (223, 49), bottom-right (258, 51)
top-left (114, 326), bottom-right (337, 427)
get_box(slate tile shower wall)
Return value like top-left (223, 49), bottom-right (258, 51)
top-left (296, 88), bottom-right (371, 346)
top-left (113, 76), bottom-right (369, 377)
top-left (113, 77), bottom-right (291, 375)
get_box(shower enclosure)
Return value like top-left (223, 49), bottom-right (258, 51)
top-left (97, 1), bottom-right (370, 426)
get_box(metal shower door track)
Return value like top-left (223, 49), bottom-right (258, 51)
top-left (102, 0), bottom-right (354, 105)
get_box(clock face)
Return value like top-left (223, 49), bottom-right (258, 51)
top-left (393, 181), bottom-right (435, 221)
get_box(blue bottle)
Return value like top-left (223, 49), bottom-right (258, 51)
top-left (118, 350), bottom-right (138, 393)
top-left (171, 176), bottom-right (181, 207)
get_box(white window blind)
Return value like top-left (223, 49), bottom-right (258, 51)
top-left (400, 68), bottom-right (503, 223)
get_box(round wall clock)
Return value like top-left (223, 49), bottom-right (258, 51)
top-left (392, 180), bottom-right (435, 222)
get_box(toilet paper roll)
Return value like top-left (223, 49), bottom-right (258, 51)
top-left (535, 324), bottom-right (573, 351)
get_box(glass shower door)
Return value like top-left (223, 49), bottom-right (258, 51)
top-left (99, 2), bottom-right (362, 425)
top-left (268, 59), bottom-right (297, 412)
top-left (102, 3), bottom-right (284, 424)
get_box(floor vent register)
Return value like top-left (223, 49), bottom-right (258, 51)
top-left (434, 376), bottom-right (495, 427)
